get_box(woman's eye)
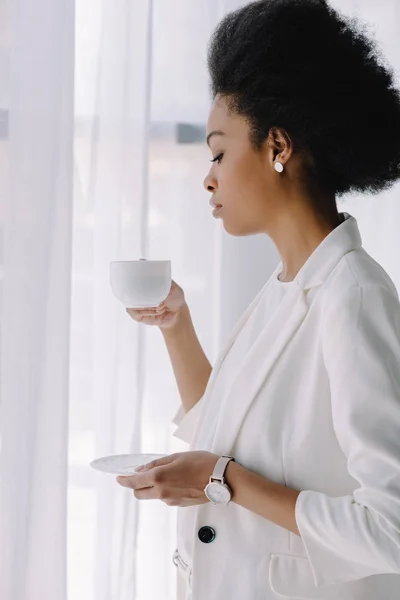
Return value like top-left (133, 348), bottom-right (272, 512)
top-left (210, 153), bottom-right (224, 164)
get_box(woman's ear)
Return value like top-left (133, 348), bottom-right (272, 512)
top-left (268, 126), bottom-right (293, 166)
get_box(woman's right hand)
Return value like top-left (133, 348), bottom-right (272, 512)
top-left (126, 279), bottom-right (187, 330)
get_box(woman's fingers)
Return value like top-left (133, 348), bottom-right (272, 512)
top-left (141, 309), bottom-right (166, 316)
top-left (128, 306), bottom-right (166, 316)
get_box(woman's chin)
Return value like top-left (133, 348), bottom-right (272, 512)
top-left (223, 220), bottom-right (254, 237)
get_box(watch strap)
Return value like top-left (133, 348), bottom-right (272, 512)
top-left (211, 455), bottom-right (235, 482)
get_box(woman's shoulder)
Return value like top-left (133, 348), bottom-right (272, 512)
top-left (322, 247), bottom-right (399, 301)
top-left (316, 248), bottom-right (400, 337)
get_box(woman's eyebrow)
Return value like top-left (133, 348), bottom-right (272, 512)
top-left (206, 130), bottom-right (226, 147)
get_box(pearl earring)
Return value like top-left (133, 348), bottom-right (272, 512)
top-left (274, 161), bottom-right (284, 173)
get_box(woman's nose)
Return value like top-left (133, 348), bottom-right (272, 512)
top-left (203, 172), bottom-right (216, 192)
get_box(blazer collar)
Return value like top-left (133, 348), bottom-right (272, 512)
top-left (190, 211), bottom-right (363, 457)
top-left (282, 211), bottom-right (362, 291)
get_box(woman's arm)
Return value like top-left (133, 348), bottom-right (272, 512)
top-left (292, 284), bottom-right (400, 587)
top-left (117, 450), bottom-right (301, 536)
top-left (225, 461), bottom-right (301, 536)
top-left (226, 283), bottom-right (400, 574)
top-left (160, 303), bottom-right (212, 414)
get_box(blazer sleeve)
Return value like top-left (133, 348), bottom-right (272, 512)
top-left (294, 283), bottom-right (400, 588)
top-left (171, 393), bottom-right (207, 444)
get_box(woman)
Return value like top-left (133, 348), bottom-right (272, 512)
top-left (117, 0), bottom-right (400, 598)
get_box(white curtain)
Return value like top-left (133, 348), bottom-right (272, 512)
top-left (70, 2), bottom-right (225, 600)
top-left (1, 1), bottom-right (400, 600)
top-left (0, 1), bottom-right (74, 600)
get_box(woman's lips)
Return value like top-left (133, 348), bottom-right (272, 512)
top-left (212, 205), bottom-right (223, 217)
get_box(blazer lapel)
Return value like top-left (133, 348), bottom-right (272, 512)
top-left (197, 263), bottom-right (281, 406)
top-left (208, 282), bottom-right (309, 456)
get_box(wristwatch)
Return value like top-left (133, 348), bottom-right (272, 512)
top-left (204, 455), bottom-right (235, 506)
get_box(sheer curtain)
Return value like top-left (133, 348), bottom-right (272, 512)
top-left (0, 1), bottom-right (74, 599)
top-left (69, 2), bottom-right (226, 599)
top-left (1, 1), bottom-right (400, 600)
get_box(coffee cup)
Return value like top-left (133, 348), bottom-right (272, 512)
top-left (110, 259), bottom-right (171, 308)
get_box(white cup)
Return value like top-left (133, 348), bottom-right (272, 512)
top-left (110, 259), bottom-right (171, 308)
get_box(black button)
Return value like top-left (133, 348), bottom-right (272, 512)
top-left (198, 526), bottom-right (216, 544)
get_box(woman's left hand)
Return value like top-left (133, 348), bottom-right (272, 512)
top-left (116, 451), bottom-right (220, 507)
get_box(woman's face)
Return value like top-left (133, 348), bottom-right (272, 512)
top-left (204, 94), bottom-right (283, 236)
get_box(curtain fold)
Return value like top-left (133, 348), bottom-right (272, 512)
top-left (70, 2), bottom-right (224, 597)
top-left (0, 1), bottom-right (75, 599)
top-left (72, 2), bottom-right (153, 598)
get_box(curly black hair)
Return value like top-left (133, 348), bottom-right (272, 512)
top-left (207, 0), bottom-right (400, 197)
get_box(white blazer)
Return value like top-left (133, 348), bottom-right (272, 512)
top-left (172, 212), bottom-right (400, 600)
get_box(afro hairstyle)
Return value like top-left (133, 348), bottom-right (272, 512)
top-left (207, 0), bottom-right (400, 197)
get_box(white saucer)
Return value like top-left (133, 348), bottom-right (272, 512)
top-left (90, 453), bottom-right (167, 476)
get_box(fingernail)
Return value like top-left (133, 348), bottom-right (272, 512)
top-left (135, 465), bottom-right (145, 472)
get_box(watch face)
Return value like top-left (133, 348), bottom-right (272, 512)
top-left (205, 482), bottom-right (231, 504)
